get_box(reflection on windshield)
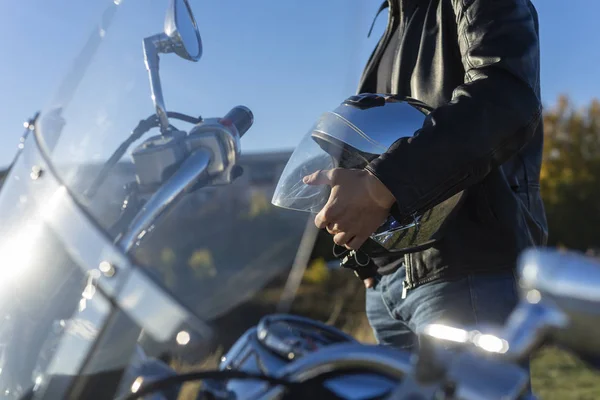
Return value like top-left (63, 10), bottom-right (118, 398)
top-left (131, 165), bottom-right (308, 321)
top-left (0, 221), bottom-right (45, 287)
top-left (26, 0), bottom-right (361, 332)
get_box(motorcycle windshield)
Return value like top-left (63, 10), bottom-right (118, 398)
top-left (0, 147), bottom-right (98, 398)
top-left (33, 0), bottom-right (317, 324)
top-left (1, 0), bottom-right (365, 397)
top-left (33, 0), bottom-right (318, 323)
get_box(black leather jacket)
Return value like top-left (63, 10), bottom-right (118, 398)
top-left (358, 0), bottom-right (548, 291)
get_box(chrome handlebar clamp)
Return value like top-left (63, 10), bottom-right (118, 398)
top-left (184, 117), bottom-right (242, 186)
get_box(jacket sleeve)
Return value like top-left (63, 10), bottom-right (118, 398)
top-left (365, 0), bottom-right (542, 218)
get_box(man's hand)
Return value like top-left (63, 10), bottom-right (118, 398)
top-left (303, 168), bottom-right (396, 288)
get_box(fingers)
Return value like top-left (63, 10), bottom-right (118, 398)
top-left (303, 169), bottom-right (334, 186)
top-left (315, 212), bottom-right (328, 230)
top-left (364, 277), bottom-right (375, 288)
top-left (332, 231), bottom-right (367, 250)
top-left (315, 204), bottom-right (341, 229)
top-left (333, 231), bottom-right (354, 247)
top-left (326, 222), bottom-right (346, 235)
top-left (309, 169), bottom-right (343, 229)
top-left (326, 223), bottom-right (337, 235)
top-left (347, 235), bottom-right (368, 250)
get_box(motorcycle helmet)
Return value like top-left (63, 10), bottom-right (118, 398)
top-left (272, 93), bottom-right (466, 255)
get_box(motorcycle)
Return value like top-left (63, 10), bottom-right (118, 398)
top-left (1, 1), bottom-right (599, 399)
top-left (206, 247), bottom-right (600, 400)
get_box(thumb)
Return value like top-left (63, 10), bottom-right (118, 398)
top-left (303, 169), bottom-right (334, 186)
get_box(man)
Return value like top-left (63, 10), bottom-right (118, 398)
top-left (304, 0), bottom-right (547, 350)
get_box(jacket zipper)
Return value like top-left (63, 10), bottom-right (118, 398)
top-left (401, 280), bottom-right (410, 299)
top-left (402, 271), bottom-right (443, 299)
top-left (403, 274), bottom-right (443, 298)
top-left (401, 253), bottom-right (412, 299)
top-left (400, 172), bottom-right (470, 299)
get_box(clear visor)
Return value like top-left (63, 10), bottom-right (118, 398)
top-left (271, 130), bottom-right (337, 214)
top-left (272, 112), bottom-right (382, 214)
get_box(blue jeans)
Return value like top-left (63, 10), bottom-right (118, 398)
top-left (366, 264), bottom-right (531, 391)
top-left (366, 264), bottom-right (520, 349)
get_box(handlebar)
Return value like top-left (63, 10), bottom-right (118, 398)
top-left (223, 106), bottom-right (254, 138)
top-left (115, 105), bottom-right (253, 249)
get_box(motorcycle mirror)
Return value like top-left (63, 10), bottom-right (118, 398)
top-left (143, 0), bottom-right (202, 133)
top-left (516, 248), bottom-right (600, 357)
top-left (164, 0), bottom-right (203, 62)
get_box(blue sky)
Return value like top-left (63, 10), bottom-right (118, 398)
top-left (0, 0), bottom-right (598, 168)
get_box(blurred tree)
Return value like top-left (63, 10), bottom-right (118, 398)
top-left (160, 247), bottom-right (178, 289)
top-left (302, 257), bottom-right (330, 284)
top-left (540, 96), bottom-right (600, 250)
top-left (243, 190), bottom-right (272, 219)
top-left (188, 249), bottom-right (217, 279)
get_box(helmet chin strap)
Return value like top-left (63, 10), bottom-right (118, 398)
top-left (332, 244), bottom-right (379, 280)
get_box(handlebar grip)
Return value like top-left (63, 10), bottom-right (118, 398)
top-left (223, 106), bottom-right (254, 137)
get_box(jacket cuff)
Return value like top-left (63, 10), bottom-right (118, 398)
top-left (365, 150), bottom-right (415, 221)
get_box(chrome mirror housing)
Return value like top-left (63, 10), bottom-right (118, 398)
top-left (164, 0), bottom-right (203, 61)
top-left (514, 248), bottom-right (600, 358)
top-left (420, 248), bottom-right (600, 365)
top-left (143, 0), bottom-right (203, 133)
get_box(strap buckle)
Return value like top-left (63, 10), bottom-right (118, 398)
top-left (332, 244), bottom-right (378, 280)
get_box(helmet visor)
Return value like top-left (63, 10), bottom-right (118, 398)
top-left (271, 128), bottom-right (336, 213)
top-left (272, 111), bottom-right (382, 214)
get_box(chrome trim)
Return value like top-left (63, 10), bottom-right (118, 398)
top-left (143, 0), bottom-right (203, 133)
top-left (118, 148), bottom-right (211, 251)
top-left (34, 289), bottom-right (113, 399)
top-left (115, 269), bottom-right (213, 362)
top-left (326, 99), bottom-right (426, 153)
top-left (256, 314), bottom-right (357, 360)
top-left (164, 0), bottom-right (203, 62)
top-left (19, 134), bottom-right (129, 296)
top-left (276, 343), bottom-right (412, 381)
top-left (500, 301), bottom-right (568, 364)
top-left (443, 352), bottom-right (531, 400)
top-left (516, 248), bottom-right (600, 357)
top-left (17, 131), bottom-right (211, 354)
top-left (185, 119), bottom-right (240, 185)
top-left (519, 248), bottom-right (600, 303)
top-left (250, 344), bottom-right (414, 400)
top-left (143, 34), bottom-right (172, 133)
top-left (131, 130), bottom-right (189, 190)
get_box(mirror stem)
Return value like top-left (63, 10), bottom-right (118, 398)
top-left (143, 34), bottom-right (171, 134)
top-left (500, 301), bottom-right (568, 363)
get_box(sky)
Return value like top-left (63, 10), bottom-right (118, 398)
top-left (0, 0), bottom-right (598, 169)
